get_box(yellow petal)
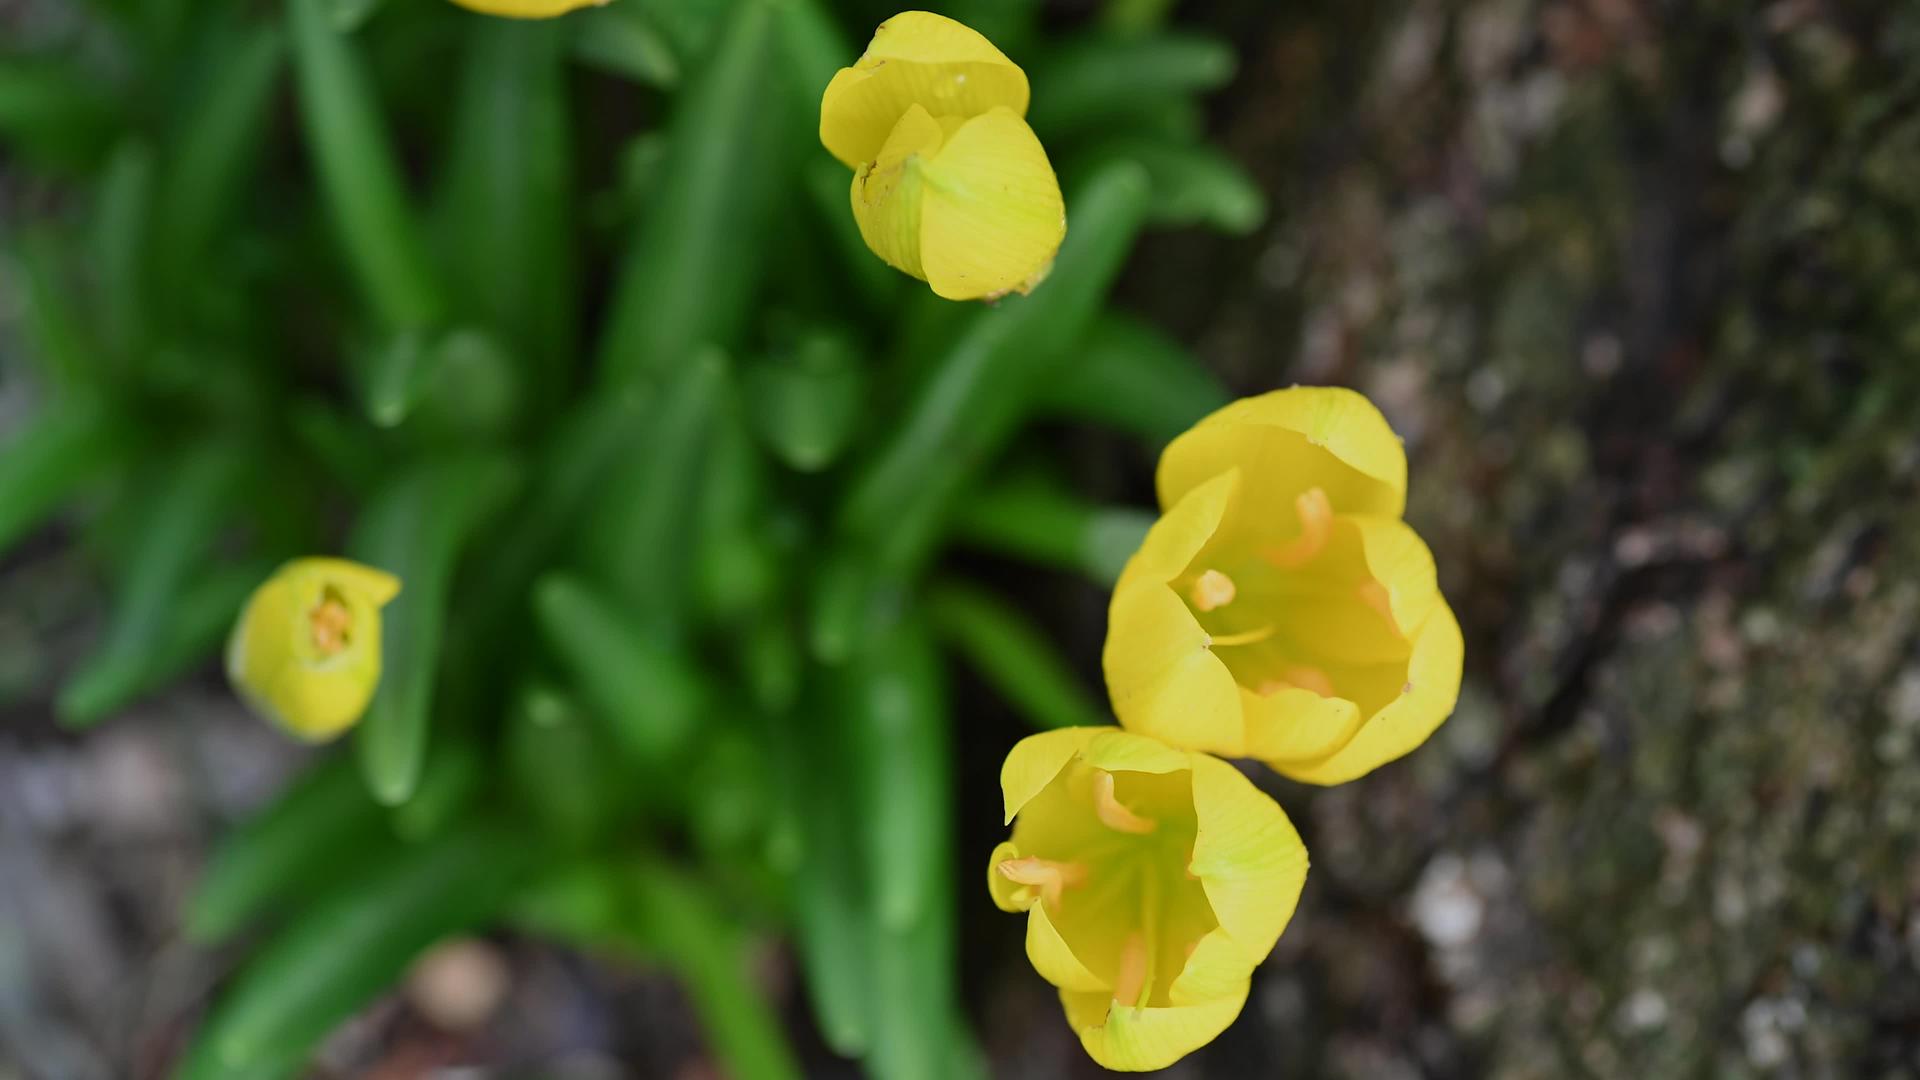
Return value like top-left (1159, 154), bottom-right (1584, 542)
top-left (1079, 729), bottom-right (1192, 776)
top-left (447, 0), bottom-right (603, 17)
top-left (1103, 580), bottom-right (1245, 757)
top-left (999, 726), bottom-right (1106, 825)
top-left (225, 558), bottom-right (401, 742)
top-left (1239, 684), bottom-right (1364, 764)
top-left (1027, 899), bottom-right (1112, 994)
top-left (918, 107), bottom-right (1065, 300)
top-left (849, 103), bottom-right (947, 280)
top-left (819, 11), bottom-right (1029, 169)
top-left (1158, 386), bottom-right (1407, 519)
top-left (1060, 980), bottom-right (1251, 1073)
top-left (1347, 515), bottom-right (1441, 635)
top-left (987, 839), bottom-right (1029, 912)
top-left (1185, 753), bottom-right (1308, 959)
top-left (1277, 597), bottom-right (1464, 785)
top-left (1113, 467), bottom-right (1238, 594)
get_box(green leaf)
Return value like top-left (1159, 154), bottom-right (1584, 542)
top-left (926, 580), bottom-right (1106, 731)
top-left (387, 736), bottom-right (483, 842)
top-left (58, 443), bottom-right (248, 727)
top-left (349, 454), bottom-right (519, 805)
top-left (837, 162), bottom-right (1153, 583)
top-left (629, 864), bottom-right (802, 1080)
top-left (950, 480), bottom-right (1153, 587)
top-left (838, 618), bottom-right (948, 931)
top-left (461, 384), bottom-right (653, 639)
top-left (179, 822), bottom-right (528, 1077)
top-left (439, 18), bottom-right (575, 410)
top-left (743, 327), bottom-right (867, 473)
top-left (0, 395), bottom-right (118, 557)
top-left (532, 573), bottom-right (705, 768)
top-left (580, 348), bottom-right (729, 625)
top-left (571, 4), bottom-right (682, 88)
top-left (1033, 311), bottom-right (1229, 445)
top-left (505, 682), bottom-right (626, 847)
top-left (186, 752), bottom-right (394, 943)
top-left (58, 558), bottom-right (266, 726)
top-left (0, 55), bottom-right (121, 172)
top-left (13, 229), bottom-right (98, 390)
top-left (361, 326), bottom-right (520, 438)
top-left (156, 23), bottom-right (284, 280)
top-left (784, 690), bottom-right (873, 1057)
top-left (288, 0), bottom-right (445, 332)
top-left (836, 620), bottom-right (982, 1079)
top-left (91, 139), bottom-right (155, 360)
top-left (597, 0), bottom-right (783, 385)
top-left (1028, 33), bottom-right (1236, 138)
top-left (800, 153), bottom-right (903, 313)
top-left (1074, 136), bottom-right (1267, 234)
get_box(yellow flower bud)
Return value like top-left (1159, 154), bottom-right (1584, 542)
top-left (822, 12), bottom-right (1065, 300)
top-left (1103, 387), bottom-right (1464, 785)
top-left (226, 558), bottom-right (401, 742)
top-left (989, 727), bottom-right (1307, 1071)
top-left (446, 0), bottom-right (604, 17)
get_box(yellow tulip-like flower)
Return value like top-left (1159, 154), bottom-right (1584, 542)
top-left (821, 12), bottom-right (1066, 301)
top-left (446, 0), bottom-right (604, 17)
top-left (988, 727), bottom-right (1307, 1071)
top-left (226, 558), bottom-right (401, 742)
top-left (1103, 387), bottom-right (1465, 785)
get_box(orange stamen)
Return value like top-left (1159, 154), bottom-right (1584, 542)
top-left (996, 857), bottom-right (1088, 911)
top-left (1264, 487), bottom-right (1333, 568)
top-left (1092, 771), bottom-right (1157, 835)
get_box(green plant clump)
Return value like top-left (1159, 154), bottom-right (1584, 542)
top-left (0, 0), bottom-right (1261, 1074)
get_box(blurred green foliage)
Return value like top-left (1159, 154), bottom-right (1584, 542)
top-left (0, 0), bottom-right (1255, 1074)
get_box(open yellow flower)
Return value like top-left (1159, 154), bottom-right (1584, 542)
top-left (821, 11), bottom-right (1065, 300)
top-left (1103, 387), bottom-right (1464, 785)
top-left (226, 558), bottom-right (401, 742)
top-left (988, 727), bottom-right (1307, 1071)
top-left (446, 0), bottom-right (604, 17)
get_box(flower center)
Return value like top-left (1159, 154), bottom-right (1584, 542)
top-left (309, 588), bottom-right (353, 656)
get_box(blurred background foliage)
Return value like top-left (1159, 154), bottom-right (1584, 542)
top-left (0, 0), bottom-right (1257, 1076)
top-left (9, 0), bottom-right (1920, 1078)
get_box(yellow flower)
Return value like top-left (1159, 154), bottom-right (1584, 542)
top-left (988, 727), bottom-right (1307, 1071)
top-left (446, 0), bottom-right (604, 17)
top-left (1103, 387), bottom-right (1464, 785)
top-left (226, 558), bottom-right (401, 742)
top-left (820, 11), bottom-right (1065, 301)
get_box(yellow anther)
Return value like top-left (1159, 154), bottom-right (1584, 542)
top-left (1189, 568), bottom-right (1237, 612)
top-left (1263, 487), bottom-right (1333, 569)
top-left (309, 593), bottom-right (353, 656)
top-left (1092, 770), bottom-right (1157, 835)
top-left (996, 857), bottom-right (1088, 911)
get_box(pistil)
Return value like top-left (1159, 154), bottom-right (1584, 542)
top-left (1263, 487), bottom-right (1333, 569)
